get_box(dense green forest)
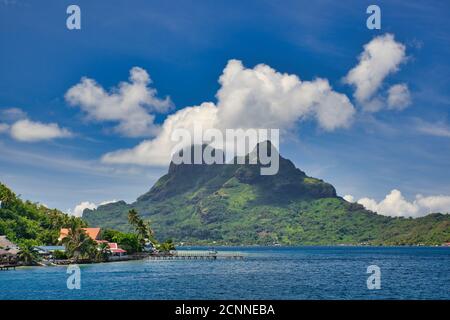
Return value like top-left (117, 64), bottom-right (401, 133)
top-left (84, 143), bottom-right (450, 246)
top-left (0, 182), bottom-right (86, 246)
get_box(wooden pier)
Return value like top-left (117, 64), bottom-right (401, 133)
top-left (147, 250), bottom-right (244, 261)
top-left (0, 264), bottom-right (16, 271)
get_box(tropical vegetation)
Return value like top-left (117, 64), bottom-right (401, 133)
top-left (61, 220), bottom-right (99, 262)
top-left (17, 240), bottom-right (40, 265)
top-left (0, 182), bottom-right (175, 265)
top-left (0, 182), bottom-right (85, 247)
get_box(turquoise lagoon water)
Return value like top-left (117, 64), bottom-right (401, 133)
top-left (0, 246), bottom-right (449, 300)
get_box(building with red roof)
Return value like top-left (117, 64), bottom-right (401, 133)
top-left (59, 228), bottom-right (127, 258)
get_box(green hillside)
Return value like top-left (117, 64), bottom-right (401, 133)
top-left (83, 143), bottom-right (450, 245)
top-left (0, 183), bottom-right (85, 245)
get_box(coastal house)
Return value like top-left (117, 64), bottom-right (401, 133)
top-left (58, 227), bottom-right (101, 242)
top-left (59, 228), bottom-right (127, 258)
top-left (0, 249), bottom-right (16, 264)
top-left (107, 242), bottom-right (127, 257)
top-left (35, 246), bottom-right (66, 256)
top-left (34, 246), bottom-right (66, 263)
top-left (0, 236), bottom-right (19, 264)
top-left (0, 236), bottom-right (19, 251)
top-left (96, 240), bottom-right (127, 256)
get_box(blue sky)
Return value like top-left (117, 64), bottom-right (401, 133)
top-left (1, 0), bottom-right (449, 217)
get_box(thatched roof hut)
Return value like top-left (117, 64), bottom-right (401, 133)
top-left (0, 236), bottom-right (19, 256)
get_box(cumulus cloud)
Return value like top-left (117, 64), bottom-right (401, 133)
top-left (103, 102), bottom-right (218, 166)
top-left (216, 60), bottom-right (355, 131)
top-left (102, 60), bottom-right (355, 166)
top-left (415, 194), bottom-right (450, 214)
top-left (344, 34), bottom-right (407, 110)
top-left (68, 201), bottom-right (96, 217)
top-left (68, 199), bottom-right (117, 217)
top-left (357, 190), bottom-right (419, 217)
top-left (65, 67), bottom-right (173, 137)
top-left (9, 119), bottom-right (72, 142)
top-left (387, 83), bottom-right (411, 110)
top-left (345, 189), bottom-right (450, 218)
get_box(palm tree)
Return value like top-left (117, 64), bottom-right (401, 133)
top-left (96, 242), bottom-right (110, 262)
top-left (128, 209), bottom-right (156, 249)
top-left (128, 209), bottom-right (140, 227)
top-left (17, 241), bottom-right (40, 265)
top-left (62, 221), bottom-right (97, 262)
top-left (136, 220), bottom-right (150, 247)
top-left (136, 220), bottom-right (148, 236)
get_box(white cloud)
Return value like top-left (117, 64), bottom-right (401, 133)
top-left (346, 189), bottom-right (450, 218)
top-left (68, 201), bottom-right (97, 217)
top-left (415, 120), bottom-right (450, 138)
top-left (387, 83), bottom-right (411, 110)
top-left (344, 34), bottom-right (407, 108)
top-left (358, 97), bottom-right (384, 113)
top-left (102, 102), bottom-right (218, 166)
top-left (358, 190), bottom-right (419, 217)
top-left (343, 195), bottom-right (354, 202)
top-left (9, 119), bottom-right (72, 142)
top-left (216, 60), bottom-right (354, 131)
top-left (415, 194), bottom-right (450, 214)
top-left (65, 67), bottom-right (173, 137)
top-left (1, 108), bottom-right (71, 142)
top-left (102, 59), bottom-right (355, 166)
top-left (68, 199), bottom-right (118, 217)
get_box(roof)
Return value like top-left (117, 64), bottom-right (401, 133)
top-left (0, 249), bottom-right (13, 256)
top-left (107, 242), bottom-right (126, 253)
top-left (59, 228), bottom-right (101, 241)
top-left (0, 236), bottom-right (18, 250)
top-left (108, 243), bottom-right (118, 250)
top-left (35, 246), bottom-right (65, 253)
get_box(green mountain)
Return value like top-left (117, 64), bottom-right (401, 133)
top-left (83, 142), bottom-right (450, 245)
top-left (0, 183), bottom-right (85, 245)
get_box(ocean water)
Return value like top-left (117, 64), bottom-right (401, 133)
top-left (0, 246), bottom-right (449, 300)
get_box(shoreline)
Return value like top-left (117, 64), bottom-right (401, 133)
top-left (176, 243), bottom-right (450, 248)
top-left (8, 245), bottom-right (448, 269)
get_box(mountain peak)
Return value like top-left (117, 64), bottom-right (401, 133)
top-left (137, 143), bottom-right (335, 203)
top-left (168, 144), bottom-right (226, 175)
top-left (81, 144), bottom-right (450, 245)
